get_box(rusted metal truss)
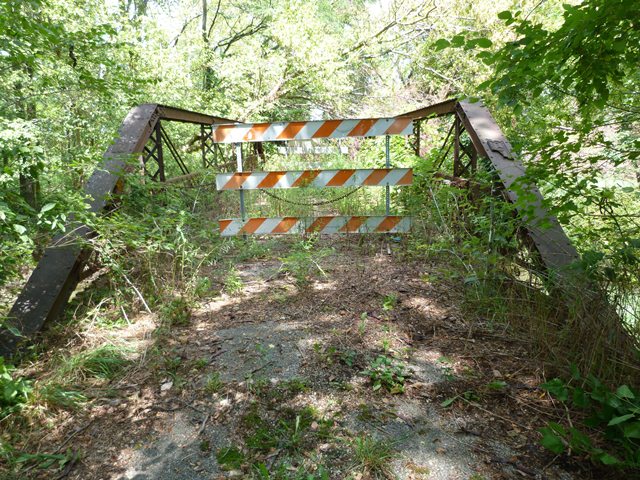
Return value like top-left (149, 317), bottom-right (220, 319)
top-left (0, 105), bottom-right (235, 357)
top-left (397, 99), bottom-right (579, 272)
top-left (0, 99), bottom-right (581, 357)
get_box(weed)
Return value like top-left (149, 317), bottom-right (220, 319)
top-left (13, 449), bottom-right (76, 473)
top-left (356, 403), bottom-right (377, 422)
top-left (216, 446), bottom-right (245, 471)
top-left (204, 372), bottom-right (224, 394)
top-left (193, 357), bottom-right (209, 369)
top-left (161, 297), bottom-right (191, 327)
top-left (314, 344), bottom-right (359, 368)
top-left (382, 294), bottom-right (398, 311)
top-left (164, 355), bottom-right (182, 374)
top-left (349, 434), bottom-right (397, 478)
top-left (234, 238), bottom-right (275, 262)
top-left (57, 344), bottom-right (130, 382)
top-left (339, 350), bottom-right (358, 368)
top-left (441, 390), bottom-right (480, 408)
top-left (486, 380), bottom-right (507, 391)
top-left (358, 312), bottom-right (367, 336)
top-left (194, 276), bottom-right (211, 297)
top-left (37, 383), bottom-right (86, 409)
top-left (246, 377), bottom-right (270, 396)
top-left (437, 356), bottom-right (456, 381)
top-left (281, 378), bottom-right (309, 395)
top-left (362, 355), bottom-right (409, 394)
top-left (280, 237), bottom-right (332, 287)
top-left (241, 404), bottom-right (332, 456)
top-left (223, 267), bottom-right (243, 294)
top-left (539, 371), bottom-right (640, 468)
top-left (0, 358), bottom-right (31, 417)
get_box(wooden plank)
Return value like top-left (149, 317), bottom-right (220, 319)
top-left (395, 98), bottom-right (457, 120)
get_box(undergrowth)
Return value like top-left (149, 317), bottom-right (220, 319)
top-left (401, 144), bottom-right (640, 476)
top-left (402, 147), bottom-right (640, 387)
top-left (540, 368), bottom-right (640, 468)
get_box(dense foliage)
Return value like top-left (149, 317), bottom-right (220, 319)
top-left (0, 0), bottom-right (639, 475)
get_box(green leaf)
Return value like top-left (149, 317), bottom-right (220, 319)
top-left (450, 35), bottom-right (465, 48)
top-left (541, 378), bottom-right (568, 401)
top-left (487, 380), bottom-right (507, 390)
top-left (572, 388), bottom-right (589, 409)
top-left (616, 385), bottom-right (635, 399)
top-left (5, 325), bottom-right (24, 338)
top-left (441, 396), bottom-right (457, 407)
top-left (568, 427), bottom-right (591, 450)
top-left (13, 224), bottom-right (26, 235)
top-left (39, 202), bottom-right (56, 213)
top-left (497, 10), bottom-right (512, 20)
top-left (607, 413), bottom-right (635, 426)
top-left (475, 38), bottom-right (493, 48)
top-left (623, 422), bottom-right (640, 439)
top-left (540, 427), bottom-right (565, 454)
top-left (595, 451), bottom-right (622, 465)
top-left (433, 39), bottom-right (450, 51)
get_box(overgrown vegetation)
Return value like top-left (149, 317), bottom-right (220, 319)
top-left (362, 355), bottom-right (410, 394)
top-left (0, 0), bottom-right (639, 477)
top-left (540, 369), bottom-right (640, 468)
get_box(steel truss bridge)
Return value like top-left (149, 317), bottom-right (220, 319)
top-left (0, 99), bottom-right (580, 356)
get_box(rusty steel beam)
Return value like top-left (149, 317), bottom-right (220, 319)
top-left (396, 98), bottom-right (580, 273)
top-left (0, 104), bottom-right (237, 357)
top-left (396, 98), bottom-right (457, 120)
top-left (157, 105), bottom-right (236, 125)
top-left (455, 100), bottom-right (579, 272)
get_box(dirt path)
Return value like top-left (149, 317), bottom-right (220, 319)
top-left (52, 238), bottom-right (576, 480)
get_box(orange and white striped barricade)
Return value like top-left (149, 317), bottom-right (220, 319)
top-left (214, 116), bottom-right (415, 236)
top-left (215, 168), bottom-right (413, 190)
top-left (218, 216), bottom-right (412, 236)
top-left (210, 117), bottom-right (413, 143)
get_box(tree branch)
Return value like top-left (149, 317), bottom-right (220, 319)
top-left (206, 0), bottom-right (222, 40)
top-left (170, 14), bottom-right (203, 47)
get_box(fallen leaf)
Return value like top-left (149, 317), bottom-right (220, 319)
top-left (160, 380), bottom-right (173, 391)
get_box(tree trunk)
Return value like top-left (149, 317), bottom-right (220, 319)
top-left (16, 70), bottom-right (39, 209)
top-left (202, 0), bottom-right (213, 90)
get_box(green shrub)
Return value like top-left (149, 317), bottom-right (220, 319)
top-left (162, 297), bottom-right (192, 326)
top-left (540, 369), bottom-right (640, 468)
top-left (362, 355), bottom-right (409, 394)
top-left (0, 358), bottom-right (31, 417)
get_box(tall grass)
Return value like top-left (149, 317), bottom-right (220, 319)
top-left (403, 153), bottom-right (640, 387)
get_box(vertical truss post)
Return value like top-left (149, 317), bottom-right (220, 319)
top-left (453, 115), bottom-right (461, 177)
top-left (155, 121), bottom-right (166, 182)
top-left (413, 120), bottom-right (421, 156)
top-left (385, 135), bottom-right (391, 216)
top-left (201, 124), bottom-right (206, 168)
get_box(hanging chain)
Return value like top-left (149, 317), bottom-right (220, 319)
top-left (259, 186), bottom-right (364, 207)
